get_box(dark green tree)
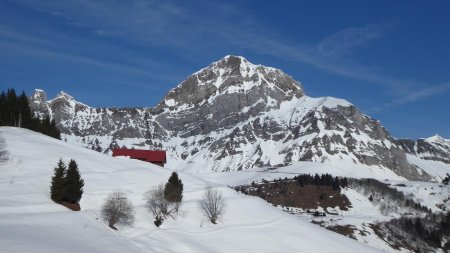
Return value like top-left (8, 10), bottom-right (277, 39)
top-left (5, 89), bottom-right (17, 126)
top-left (63, 159), bottom-right (84, 203)
top-left (0, 91), bottom-right (6, 125)
top-left (49, 119), bottom-right (61, 139)
top-left (164, 172), bottom-right (183, 211)
top-left (332, 176), bottom-right (340, 190)
top-left (50, 159), bottom-right (66, 202)
top-left (17, 91), bottom-right (33, 128)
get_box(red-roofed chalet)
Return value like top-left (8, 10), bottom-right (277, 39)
top-left (112, 149), bottom-right (167, 167)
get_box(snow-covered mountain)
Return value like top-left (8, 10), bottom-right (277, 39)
top-left (29, 55), bottom-right (450, 181)
top-left (398, 135), bottom-right (450, 164)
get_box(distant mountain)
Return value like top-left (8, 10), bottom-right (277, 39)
top-left (29, 55), bottom-right (450, 181)
top-left (397, 135), bottom-right (450, 164)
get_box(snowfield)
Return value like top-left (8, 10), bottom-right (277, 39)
top-left (0, 127), bottom-right (384, 253)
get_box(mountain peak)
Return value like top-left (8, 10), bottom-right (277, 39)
top-left (161, 55), bottom-right (303, 111)
top-left (425, 134), bottom-right (449, 143)
top-left (216, 55), bottom-right (254, 69)
top-left (55, 91), bottom-right (74, 100)
top-left (31, 89), bottom-right (47, 104)
top-left (209, 55), bottom-right (286, 79)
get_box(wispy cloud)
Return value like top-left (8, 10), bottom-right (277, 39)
top-left (0, 25), bottom-right (54, 46)
top-left (389, 82), bottom-right (450, 105)
top-left (366, 82), bottom-right (450, 113)
top-left (0, 40), bottom-right (156, 79)
top-left (317, 23), bottom-right (391, 58)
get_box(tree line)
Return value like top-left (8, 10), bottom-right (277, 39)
top-left (0, 88), bottom-right (60, 139)
top-left (292, 173), bottom-right (348, 190)
top-left (251, 173), bottom-right (349, 190)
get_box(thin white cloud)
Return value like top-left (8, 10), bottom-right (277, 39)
top-left (0, 25), bottom-right (54, 46)
top-left (390, 82), bottom-right (450, 105)
top-left (0, 40), bottom-right (169, 80)
top-left (318, 23), bottom-right (390, 58)
top-left (366, 82), bottom-right (450, 113)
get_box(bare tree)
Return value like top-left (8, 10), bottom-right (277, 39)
top-left (101, 191), bottom-right (135, 229)
top-left (0, 134), bottom-right (9, 162)
top-left (199, 186), bottom-right (226, 224)
top-left (144, 184), bottom-right (176, 227)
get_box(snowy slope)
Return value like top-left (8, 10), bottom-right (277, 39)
top-left (0, 127), bottom-right (383, 253)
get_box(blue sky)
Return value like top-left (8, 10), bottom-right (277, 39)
top-left (1, 0), bottom-right (449, 139)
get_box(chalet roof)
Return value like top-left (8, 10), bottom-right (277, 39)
top-left (112, 149), bottom-right (166, 163)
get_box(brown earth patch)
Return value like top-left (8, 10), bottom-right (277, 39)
top-left (60, 201), bottom-right (81, 211)
top-left (237, 180), bottom-right (350, 211)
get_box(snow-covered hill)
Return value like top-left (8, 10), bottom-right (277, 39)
top-left (29, 56), bottom-right (450, 181)
top-left (0, 127), bottom-right (385, 253)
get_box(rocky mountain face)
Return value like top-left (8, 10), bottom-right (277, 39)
top-left (29, 56), bottom-right (449, 181)
top-left (397, 136), bottom-right (450, 164)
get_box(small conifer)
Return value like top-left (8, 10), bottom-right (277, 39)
top-left (63, 159), bottom-right (84, 203)
top-left (164, 172), bottom-right (183, 212)
top-left (50, 159), bottom-right (66, 202)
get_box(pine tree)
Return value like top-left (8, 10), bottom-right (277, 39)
top-left (0, 91), bottom-right (6, 125)
top-left (341, 177), bottom-right (348, 188)
top-left (50, 159), bottom-right (66, 202)
top-left (6, 89), bottom-right (17, 126)
top-left (17, 91), bottom-right (33, 128)
top-left (332, 176), bottom-right (340, 190)
top-left (164, 172), bottom-right (183, 211)
top-left (63, 159), bottom-right (84, 203)
top-left (49, 119), bottom-right (61, 139)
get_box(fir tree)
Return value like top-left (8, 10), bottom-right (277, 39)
top-left (50, 159), bottom-right (66, 202)
top-left (164, 172), bottom-right (183, 211)
top-left (5, 89), bottom-right (17, 126)
top-left (0, 91), bottom-right (6, 125)
top-left (332, 176), bottom-right (340, 191)
top-left (341, 177), bottom-right (348, 188)
top-left (63, 159), bottom-right (84, 203)
top-left (17, 91), bottom-right (33, 128)
top-left (49, 119), bottom-right (61, 139)
top-left (164, 172), bottom-right (183, 202)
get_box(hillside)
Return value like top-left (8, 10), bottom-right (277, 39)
top-left (0, 127), bottom-right (383, 253)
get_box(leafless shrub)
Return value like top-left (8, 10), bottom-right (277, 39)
top-left (199, 186), bottom-right (226, 224)
top-left (144, 184), bottom-right (176, 226)
top-left (101, 191), bottom-right (135, 229)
